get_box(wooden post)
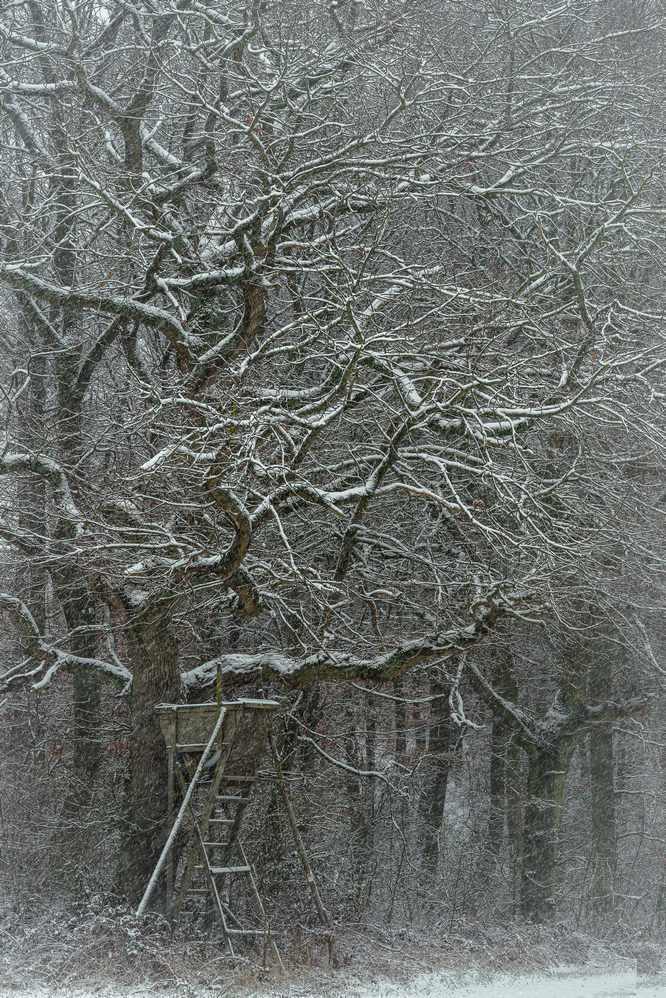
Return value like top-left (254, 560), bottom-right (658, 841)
top-left (216, 662), bottom-right (222, 749)
top-left (166, 708), bottom-right (176, 923)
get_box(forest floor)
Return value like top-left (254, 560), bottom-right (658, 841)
top-left (1, 908), bottom-right (665, 998)
top-left (0, 966), bottom-right (663, 998)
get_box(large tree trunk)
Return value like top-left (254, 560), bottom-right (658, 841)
top-left (50, 123), bottom-right (108, 808)
top-left (520, 737), bottom-right (576, 921)
top-left (118, 611), bottom-right (181, 901)
top-left (71, 673), bottom-right (102, 789)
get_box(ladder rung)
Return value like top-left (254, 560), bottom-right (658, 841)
top-left (186, 888), bottom-right (209, 894)
top-left (195, 864), bottom-right (250, 874)
top-left (227, 928), bottom-right (268, 936)
top-left (203, 841), bottom-right (229, 848)
top-left (177, 742), bottom-right (229, 753)
top-left (209, 818), bottom-right (235, 825)
top-left (216, 795), bottom-right (249, 803)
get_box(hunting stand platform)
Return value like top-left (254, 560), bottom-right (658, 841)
top-left (148, 699), bottom-right (280, 960)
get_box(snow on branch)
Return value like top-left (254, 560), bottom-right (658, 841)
top-left (0, 595), bottom-right (131, 693)
top-left (182, 604), bottom-right (503, 697)
top-left (0, 452), bottom-right (85, 536)
top-left (0, 266), bottom-right (197, 365)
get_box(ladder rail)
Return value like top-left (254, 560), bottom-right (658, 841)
top-left (187, 795), bottom-right (236, 957)
top-left (171, 707), bottom-right (245, 921)
top-left (171, 759), bottom-right (235, 921)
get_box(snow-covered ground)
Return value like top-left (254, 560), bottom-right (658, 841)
top-left (360, 968), bottom-right (664, 998)
top-left (0, 967), bottom-right (665, 998)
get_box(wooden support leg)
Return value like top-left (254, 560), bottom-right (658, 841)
top-left (167, 748), bottom-right (174, 924)
top-left (238, 840), bottom-right (284, 970)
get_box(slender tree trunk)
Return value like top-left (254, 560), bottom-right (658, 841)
top-left (588, 724), bottom-right (616, 911)
top-left (587, 646), bottom-right (616, 913)
top-left (267, 689), bottom-right (314, 863)
top-left (364, 690), bottom-right (377, 867)
top-left (414, 702), bottom-right (426, 751)
top-left (506, 735), bottom-right (523, 852)
top-left (300, 683), bottom-right (321, 773)
top-left (393, 677), bottom-right (408, 867)
top-left (421, 679), bottom-right (453, 872)
top-left (394, 677), bottom-right (406, 754)
top-left (487, 715), bottom-right (506, 851)
top-left (489, 649), bottom-right (521, 855)
top-left (345, 691), bottom-right (379, 908)
top-left (343, 707), bottom-right (371, 893)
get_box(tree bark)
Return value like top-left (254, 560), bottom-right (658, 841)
top-left (584, 636), bottom-right (617, 913)
top-left (118, 610), bottom-right (181, 900)
top-left (487, 715), bottom-right (507, 851)
top-left (364, 690), bottom-right (377, 866)
top-left (588, 724), bottom-right (616, 911)
top-left (421, 679), bottom-right (454, 873)
top-left (70, 672), bottom-right (102, 799)
top-left (520, 736), bottom-right (577, 920)
top-left (51, 562), bottom-right (103, 807)
top-left (506, 734), bottom-right (524, 853)
top-left (300, 683), bottom-right (322, 773)
top-left (394, 677), bottom-right (406, 754)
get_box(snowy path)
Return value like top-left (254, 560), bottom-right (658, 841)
top-left (362, 970), bottom-right (664, 998)
top-left (0, 969), bottom-right (664, 998)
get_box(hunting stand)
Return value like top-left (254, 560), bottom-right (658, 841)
top-left (145, 698), bottom-right (280, 961)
